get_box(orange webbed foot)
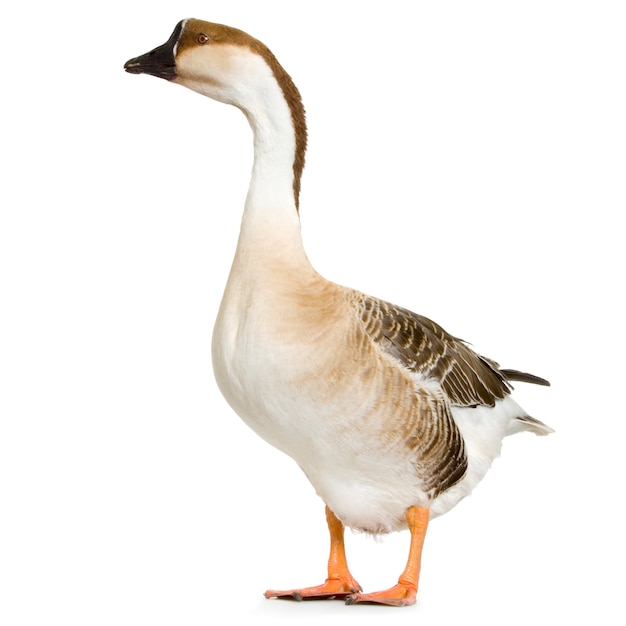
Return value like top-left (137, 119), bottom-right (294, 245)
top-left (265, 505), bottom-right (361, 601)
top-left (346, 506), bottom-right (429, 607)
top-left (265, 575), bottom-right (362, 601)
top-left (346, 582), bottom-right (417, 607)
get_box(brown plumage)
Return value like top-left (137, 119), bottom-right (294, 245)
top-left (358, 294), bottom-right (542, 407)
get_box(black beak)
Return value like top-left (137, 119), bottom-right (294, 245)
top-left (124, 20), bottom-right (183, 80)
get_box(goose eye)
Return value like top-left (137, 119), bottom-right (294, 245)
top-left (196, 33), bottom-right (210, 45)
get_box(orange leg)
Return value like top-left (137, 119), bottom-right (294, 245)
top-left (264, 505), bottom-right (361, 601)
top-left (347, 506), bottom-right (429, 607)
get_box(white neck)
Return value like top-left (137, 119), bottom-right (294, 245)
top-left (230, 53), bottom-right (307, 264)
top-left (242, 103), bottom-right (300, 230)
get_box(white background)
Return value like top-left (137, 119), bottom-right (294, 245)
top-left (1, 1), bottom-right (624, 624)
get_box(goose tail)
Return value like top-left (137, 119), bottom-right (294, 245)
top-left (511, 414), bottom-right (554, 436)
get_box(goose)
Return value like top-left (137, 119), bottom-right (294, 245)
top-left (124, 18), bottom-right (552, 607)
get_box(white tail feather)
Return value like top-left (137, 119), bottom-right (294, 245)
top-left (513, 415), bottom-right (554, 436)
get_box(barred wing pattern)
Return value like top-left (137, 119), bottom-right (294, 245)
top-left (359, 295), bottom-right (513, 408)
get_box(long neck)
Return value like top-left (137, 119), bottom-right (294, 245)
top-left (243, 106), bottom-right (300, 227)
top-left (235, 51), bottom-right (308, 260)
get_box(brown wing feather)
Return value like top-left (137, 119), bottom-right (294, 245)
top-left (358, 294), bottom-right (515, 408)
top-left (407, 385), bottom-right (468, 497)
top-left (500, 369), bottom-right (550, 386)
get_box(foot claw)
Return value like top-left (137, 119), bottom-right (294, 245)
top-left (345, 583), bottom-right (417, 607)
top-left (265, 578), bottom-right (361, 602)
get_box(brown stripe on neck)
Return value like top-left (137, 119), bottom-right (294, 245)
top-left (247, 39), bottom-right (307, 213)
top-left (180, 21), bottom-right (308, 211)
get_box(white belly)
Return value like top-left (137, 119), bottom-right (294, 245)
top-left (211, 274), bottom-right (520, 533)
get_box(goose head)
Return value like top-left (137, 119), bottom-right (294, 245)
top-left (124, 18), bottom-right (307, 210)
top-left (125, 19), bottom-right (299, 113)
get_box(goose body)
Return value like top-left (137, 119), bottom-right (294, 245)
top-left (125, 19), bottom-right (552, 606)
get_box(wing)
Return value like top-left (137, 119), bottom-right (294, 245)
top-left (357, 293), bottom-right (523, 408)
